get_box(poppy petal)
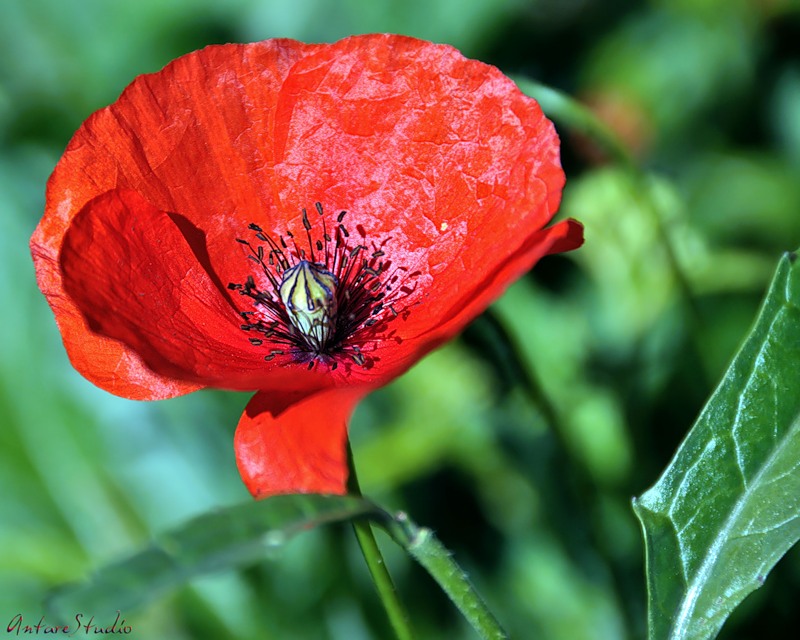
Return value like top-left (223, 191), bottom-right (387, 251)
top-left (273, 34), bottom-right (563, 233)
top-left (234, 387), bottom-right (365, 497)
top-left (33, 40), bottom-right (317, 398)
top-left (32, 242), bottom-right (199, 401)
top-left (356, 218), bottom-right (584, 382)
top-left (59, 188), bottom-right (321, 390)
top-left (265, 34), bottom-right (576, 360)
top-left (410, 217), bottom-right (584, 345)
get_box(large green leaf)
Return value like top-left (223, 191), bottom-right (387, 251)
top-left (46, 494), bottom-right (379, 620)
top-left (633, 250), bottom-right (800, 640)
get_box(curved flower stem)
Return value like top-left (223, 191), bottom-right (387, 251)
top-left (347, 439), bottom-right (415, 640)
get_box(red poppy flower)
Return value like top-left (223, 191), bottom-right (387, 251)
top-left (31, 34), bottom-right (583, 498)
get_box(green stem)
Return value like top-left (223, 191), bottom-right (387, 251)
top-left (347, 440), bottom-right (415, 640)
top-left (345, 450), bottom-right (508, 639)
top-left (382, 512), bottom-right (509, 640)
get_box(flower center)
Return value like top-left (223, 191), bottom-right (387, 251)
top-left (228, 203), bottom-right (416, 369)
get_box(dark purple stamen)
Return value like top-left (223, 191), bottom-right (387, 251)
top-left (228, 203), bottom-right (416, 367)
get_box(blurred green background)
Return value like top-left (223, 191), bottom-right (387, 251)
top-left (2, 0), bottom-right (800, 638)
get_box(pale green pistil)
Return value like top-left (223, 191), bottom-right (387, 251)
top-left (278, 260), bottom-right (338, 351)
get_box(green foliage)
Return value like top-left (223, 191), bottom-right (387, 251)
top-left (634, 251), bottom-right (800, 640)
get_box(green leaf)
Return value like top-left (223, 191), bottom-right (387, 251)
top-left (46, 492), bottom-right (508, 640)
top-left (46, 494), bottom-right (379, 621)
top-left (633, 250), bottom-right (800, 640)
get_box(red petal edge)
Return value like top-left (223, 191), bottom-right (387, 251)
top-left (234, 387), bottom-right (367, 497)
top-left (59, 189), bottom-right (315, 390)
top-left (32, 39), bottom-right (315, 400)
top-left (360, 217), bottom-right (584, 383)
top-left (32, 238), bottom-right (201, 401)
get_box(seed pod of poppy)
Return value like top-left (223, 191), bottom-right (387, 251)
top-left (279, 260), bottom-right (338, 351)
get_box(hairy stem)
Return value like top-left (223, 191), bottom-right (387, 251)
top-left (347, 439), bottom-right (415, 640)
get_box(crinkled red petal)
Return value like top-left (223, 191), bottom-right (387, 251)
top-left (411, 218), bottom-right (583, 342)
top-left (33, 39), bottom-right (316, 398)
top-left (350, 218), bottom-right (584, 382)
top-left (60, 189), bottom-right (333, 391)
top-left (235, 388), bottom-right (365, 497)
top-left (265, 35), bottom-right (577, 378)
top-left (31, 254), bottom-right (199, 401)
